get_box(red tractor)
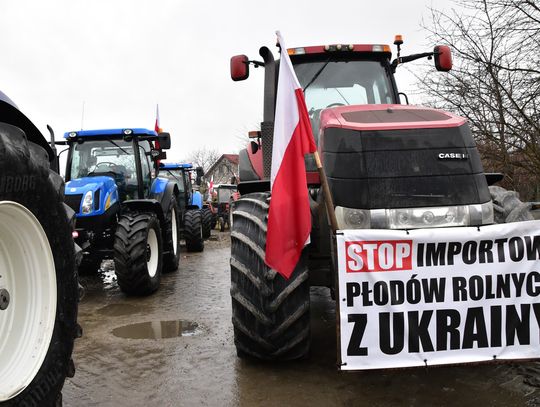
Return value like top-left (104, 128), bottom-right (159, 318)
top-left (228, 38), bottom-right (522, 361)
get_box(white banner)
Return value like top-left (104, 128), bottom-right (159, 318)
top-left (337, 220), bottom-right (540, 370)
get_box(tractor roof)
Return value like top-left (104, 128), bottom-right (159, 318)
top-left (63, 128), bottom-right (158, 139)
top-left (160, 163), bottom-right (193, 170)
top-left (288, 44), bottom-right (392, 58)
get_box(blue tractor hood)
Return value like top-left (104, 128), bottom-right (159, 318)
top-left (65, 176), bottom-right (119, 217)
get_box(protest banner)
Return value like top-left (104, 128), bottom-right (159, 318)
top-left (337, 221), bottom-right (540, 370)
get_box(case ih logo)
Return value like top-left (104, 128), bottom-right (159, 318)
top-left (345, 240), bottom-right (413, 272)
top-left (438, 152), bottom-right (469, 160)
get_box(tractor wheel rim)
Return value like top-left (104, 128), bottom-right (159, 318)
top-left (0, 201), bottom-right (57, 401)
top-left (171, 208), bottom-right (178, 255)
top-left (146, 228), bottom-right (159, 278)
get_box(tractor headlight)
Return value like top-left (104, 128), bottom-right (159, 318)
top-left (335, 202), bottom-right (494, 230)
top-left (335, 207), bottom-right (370, 229)
top-left (81, 191), bottom-right (93, 214)
top-left (387, 206), bottom-right (469, 229)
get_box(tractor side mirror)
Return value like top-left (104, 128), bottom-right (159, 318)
top-left (250, 140), bottom-right (259, 154)
top-left (231, 55), bottom-right (249, 81)
top-left (195, 167), bottom-right (204, 186)
top-left (150, 149), bottom-right (167, 160)
top-left (434, 45), bottom-right (452, 72)
top-left (157, 132), bottom-right (171, 150)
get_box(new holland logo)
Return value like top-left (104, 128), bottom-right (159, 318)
top-left (438, 152), bottom-right (469, 160)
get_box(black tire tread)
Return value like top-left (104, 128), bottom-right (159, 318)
top-left (184, 209), bottom-right (204, 252)
top-left (163, 198), bottom-right (180, 273)
top-left (114, 212), bottom-right (162, 295)
top-left (0, 123), bottom-right (78, 406)
top-left (230, 192), bottom-right (310, 361)
top-left (201, 206), bottom-right (212, 239)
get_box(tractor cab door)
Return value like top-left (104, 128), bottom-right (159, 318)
top-left (182, 171), bottom-right (192, 206)
top-left (177, 173), bottom-right (187, 215)
top-left (138, 145), bottom-right (153, 198)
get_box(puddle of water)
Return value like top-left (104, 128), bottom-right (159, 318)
top-left (97, 303), bottom-right (141, 316)
top-left (112, 320), bottom-right (202, 339)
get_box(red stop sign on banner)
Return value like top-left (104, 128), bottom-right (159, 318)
top-left (345, 240), bottom-right (413, 272)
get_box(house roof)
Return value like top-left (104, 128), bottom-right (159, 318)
top-left (222, 154), bottom-right (239, 165)
top-left (205, 154), bottom-right (239, 176)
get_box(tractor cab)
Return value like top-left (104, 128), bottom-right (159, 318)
top-left (65, 129), bottom-right (169, 208)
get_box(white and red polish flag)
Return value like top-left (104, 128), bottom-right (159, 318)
top-left (265, 31), bottom-right (317, 279)
top-left (154, 104), bottom-right (163, 133)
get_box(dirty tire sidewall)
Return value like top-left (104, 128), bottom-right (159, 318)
top-left (114, 212), bottom-right (163, 295)
top-left (163, 198), bottom-right (180, 273)
top-left (230, 192), bottom-right (311, 360)
top-left (184, 209), bottom-right (204, 252)
top-left (201, 207), bottom-right (212, 239)
top-left (0, 123), bottom-right (78, 406)
top-left (489, 185), bottom-right (534, 223)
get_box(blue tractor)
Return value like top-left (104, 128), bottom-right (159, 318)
top-left (63, 128), bottom-right (180, 295)
top-left (159, 162), bottom-right (212, 242)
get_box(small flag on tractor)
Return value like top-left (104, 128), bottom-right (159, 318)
top-left (154, 104), bottom-right (163, 133)
top-left (265, 31), bottom-right (317, 280)
top-left (209, 175), bottom-right (214, 196)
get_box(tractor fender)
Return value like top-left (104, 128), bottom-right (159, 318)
top-left (237, 179), bottom-right (270, 195)
top-left (190, 190), bottom-right (203, 209)
top-left (122, 199), bottom-right (166, 228)
top-left (150, 177), bottom-right (169, 196)
top-left (150, 179), bottom-right (179, 212)
top-left (0, 90), bottom-right (53, 161)
top-left (239, 147), bottom-right (263, 181)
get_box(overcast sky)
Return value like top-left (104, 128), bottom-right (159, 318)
top-left (0, 0), bottom-right (454, 161)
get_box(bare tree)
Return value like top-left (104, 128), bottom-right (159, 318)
top-left (419, 0), bottom-right (540, 199)
top-left (184, 147), bottom-right (221, 174)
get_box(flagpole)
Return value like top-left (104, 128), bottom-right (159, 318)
top-left (313, 151), bottom-right (339, 233)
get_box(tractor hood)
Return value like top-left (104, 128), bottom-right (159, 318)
top-left (66, 176), bottom-right (116, 194)
top-left (65, 176), bottom-right (118, 216)
top-left (317, 104), bottom-right (490, 210)
top-left (318, 104), bottom-right (466, 137)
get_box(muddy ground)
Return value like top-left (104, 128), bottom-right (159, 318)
top-left (63, 232), bottom-right (540, 407)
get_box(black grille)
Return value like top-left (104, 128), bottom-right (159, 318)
top-left (261, 121), bottom-right (274, 179)
top-left (322, 125), bottom-right (490, 209)
top-left (94, 189), bottom-right (101, 211)
top-left (64, 193), bottom-right (83, 213)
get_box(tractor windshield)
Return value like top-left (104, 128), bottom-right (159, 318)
top-left (294, 58), bottom-right (395, 112)
top-left (69, 139), bottom-right (136, 181)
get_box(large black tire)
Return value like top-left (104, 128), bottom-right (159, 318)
top-left (114, 212), bottom-right (163, 295)
top-left (201, 206), bottom-right (212, 239)
top-left (184, 209), bottom-right (204, 252)
top-left (163, 198), bottom-right (180, 273)
top-left (489, 185), bottom-right (534, 223)
top-left (0, 123), bottom-right (79, 406)
top-left (230, 192), bottom-right (310, 360)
